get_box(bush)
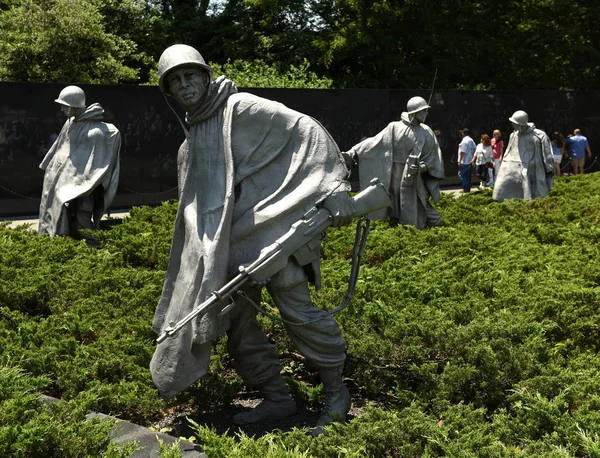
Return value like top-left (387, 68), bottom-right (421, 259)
top-left (2, 173), bottom-right (600, 455)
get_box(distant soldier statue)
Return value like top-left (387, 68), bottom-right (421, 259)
top-left (150, 44), bottom-right (363, 435)
top-left (38, 86), bottom-right (121, 244)
top-left (492, 110), bottom-right (554, 202)
top-left (343, 96), bottom-right (445, 228)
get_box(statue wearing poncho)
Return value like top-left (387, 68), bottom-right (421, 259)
top-left (492, 111), bottom-right (554, 202)
top-left (150, 75), bottom-right (351, 406)
top-left (38, 103), bottom-right (120, 237)
top-left (343, 102), bottom-right (445, 229)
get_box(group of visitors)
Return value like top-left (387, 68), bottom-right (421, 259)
top-left (458, 123), bottom-right (592, 193)
top-left (457, 128), bottom-right (504, 192)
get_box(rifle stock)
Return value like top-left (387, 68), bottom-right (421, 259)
top-left (156, 178), bottom-right (390, 344)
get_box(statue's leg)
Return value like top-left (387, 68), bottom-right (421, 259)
top-left (425, 200), bottom-right (442, 227)
top-left (389, 162), bottom-right (403, 226)
top-left (92, 187), bottom-right (105, 230)
top-left (267, 260), bottom-right (350, 434)
top-left (66, 197), bottom-right (93, 238)
top-left (70, 195), bottom-right (101, 247)
top-left (228, 286), bottom-right (296, 425)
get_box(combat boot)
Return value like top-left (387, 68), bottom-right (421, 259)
top-left (233, 375), bottom-right (297, 425)
top-left (311, 366), bottom-right (351, 435)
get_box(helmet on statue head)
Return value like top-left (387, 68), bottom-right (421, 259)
top-left (158, 44), bottom-right (214, 95)
top-left (509, 110), bottom-right (529, 126)
top-left (406, 96), bottom-right (430, 114)
top-left (55, 86), bottom-right (86, 109)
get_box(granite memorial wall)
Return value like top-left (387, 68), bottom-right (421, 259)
top-left (1, 82), bottom-right (598, 216)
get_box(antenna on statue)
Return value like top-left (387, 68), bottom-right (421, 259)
top-left (428, 68), bottom-right (438, 105)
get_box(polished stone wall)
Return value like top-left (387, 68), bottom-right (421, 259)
top-left (1, 82), bottom-right (598, 215)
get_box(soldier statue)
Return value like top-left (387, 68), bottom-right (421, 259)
top-left (39, 85), bottom-right (120, 244)
top-left (343, 96), bottom-right (445, 228)
top-left (492, 110), bottom-right (554, 201)
top-left (150, 44), bottom-right (358, 434)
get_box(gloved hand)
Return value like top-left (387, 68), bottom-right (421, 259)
top-left (323, 191), bottom-right (355, 227)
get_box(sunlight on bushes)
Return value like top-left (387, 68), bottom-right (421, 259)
top-left (2, 174), bottom-right (600, 455)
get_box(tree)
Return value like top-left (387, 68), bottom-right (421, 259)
top-left (211, 58), bottom-right (333, 88)
top-left (0, 0), bottom-right (150, 83)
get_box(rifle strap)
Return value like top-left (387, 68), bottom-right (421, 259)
top-left (237, 216), bottom-right (371, 326)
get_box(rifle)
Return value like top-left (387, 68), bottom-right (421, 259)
top-left (405, 68), bottom-right (438, 186)
top-left (156, 178), bottom-right (391, 344)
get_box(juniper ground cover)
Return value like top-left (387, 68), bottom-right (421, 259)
top-left (1, 174), bottom-right (600, 456)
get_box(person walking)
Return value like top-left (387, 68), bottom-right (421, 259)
top-left (551, 132), bottom-right (565, 177)
top-left (473, 134), bottom-right (493, 189)
top-left (457, 128), bottom-right (476, 193)
top-left (490, 129), bottom-right (504, 185)
top-left (564, 128), bottom-right (592, 175)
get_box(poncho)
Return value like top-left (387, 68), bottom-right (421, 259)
top-left (492, 125), bottom-right (554, 201)
top-left (38, 103), bottom-right (121, 236)
top-left (346, 113), bottom-right (444, 224)
top-left (150, 77), bottom-right (349, 398)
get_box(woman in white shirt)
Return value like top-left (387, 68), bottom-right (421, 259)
top-left (472, 134), bottom-right (494, 189)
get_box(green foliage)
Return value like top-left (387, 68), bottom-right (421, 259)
top-left (0, 364), bottom-right (137, 457)
top-left (210, 59), bottom-right (333, 89)
top-left (157, 438), bottom-right (183, 458)
top-left (94, 201), bottom-right (178, 269)
top-left (3, 173), bottom-right (600, 454)
top-left (2, 0), bottom-right (598, 88)
top-left (0, 0), bottom-right (150, 83)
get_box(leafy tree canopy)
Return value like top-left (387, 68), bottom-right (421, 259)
top-left (0, 0), bottom-right (598, 89)
top-left (0, 0), bottom-right (153, 83)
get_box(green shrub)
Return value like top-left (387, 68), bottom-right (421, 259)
top-left (0, 364), bottom-right (137, 457)
top-left (2, 173), bottom-right (600, 455)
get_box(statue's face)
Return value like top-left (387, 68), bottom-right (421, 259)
top-left (60, 104), bottom-right (77, 118)
top-left (511, 122), bottom-right (520, 131)
top-left (166, 65), bottom-right (209, 113)
top-left (414, 109), bottom-right (428, 123)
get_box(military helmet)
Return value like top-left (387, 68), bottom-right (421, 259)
top-left (406, 96), bottom-right (430, 115)
top-left (158, 44), bottom-right (214, 95)
top-left (509, 110), bottom-right (529, 126)
top-left (55, 85), bottom-right (86, 109)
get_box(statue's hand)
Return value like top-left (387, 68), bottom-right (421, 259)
top-left (323, 191), bottom-right (355, 227)
top-left (249, 278), bottom-right (270, 288)
top-left (419, 161), bottom-right (428, 173)
top-left (341, 150), bottom-right (356, 169)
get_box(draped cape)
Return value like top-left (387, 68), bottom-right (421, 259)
top-left (347, 114), bottom-right (444, 223)
top-left (492, 126), bottom-right (554, 201)
top-left (150, 77), bottom-right (349, 398)
top-left (38, 103), bottom-right (121, 236)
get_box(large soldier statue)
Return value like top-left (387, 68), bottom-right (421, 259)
top-left (150, 44), bottom-right (357, 434)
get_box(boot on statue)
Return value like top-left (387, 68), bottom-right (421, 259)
top-left (233, 375), bottom-right (297, 425)
top-left (311, 365), bottom-right (351, 435)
